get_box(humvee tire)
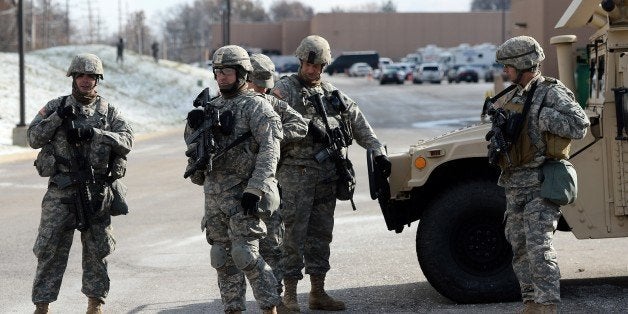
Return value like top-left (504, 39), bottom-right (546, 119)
top-left (416, 180), bottom-right (520, 303)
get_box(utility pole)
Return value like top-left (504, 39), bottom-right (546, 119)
top-left (501, 0), bottom-right (506, 43)
top-left (222, 0), bottom-right (230, 45)
top-left (13, 0), bottom-right (28, 146)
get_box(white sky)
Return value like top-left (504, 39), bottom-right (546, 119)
top-left (84, 0), bottom-right (472, 35)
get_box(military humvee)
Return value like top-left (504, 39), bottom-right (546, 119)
top-left (368, 0), bottom-right (628, 303)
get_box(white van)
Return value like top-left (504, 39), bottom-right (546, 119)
top-left (412, 62), bottom-right (444, 84)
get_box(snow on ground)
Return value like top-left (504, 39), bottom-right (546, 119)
top-left (0, 44), bottom-right (218, 155)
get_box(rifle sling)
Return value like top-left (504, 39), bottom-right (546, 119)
top-left (213, 131), bottom-right (253, 160)
top-left (510, 81), bottom-right (538, 144)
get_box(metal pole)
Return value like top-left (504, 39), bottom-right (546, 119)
top-left (501, 0), bottom-right (506, 43)
top-left (222, 0), bottom-right (230, 45)
top-left (18, 0), bottom-right (26, 127)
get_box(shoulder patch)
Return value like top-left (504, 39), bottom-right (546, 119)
top-left (273, 88), bottom-right (285, 100)
top-left (543, 76), bottom-right (558, 84)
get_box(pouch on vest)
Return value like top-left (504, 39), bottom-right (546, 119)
top-left (545, 133), bottom-right (572, 159)
top-left (540, 159), bottom-right (577, 206)
top-left (109, 179), bottom-right (129, 216)
top-left (336, 158), bottom-right (356, 201)
top-left (34, 143), bottom-right (56, 177)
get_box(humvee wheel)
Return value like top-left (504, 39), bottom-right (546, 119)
top-left (416, 180), bottom-right (520, 303)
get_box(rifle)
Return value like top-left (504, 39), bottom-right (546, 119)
top-left (485, 107), bottom-right (512, 167)
top-left (56, 119), bottom-right (95, 231)
top-left (184, 88), bottom-right (221, 179)
top-left (308, 93), bottom-right (357, 211)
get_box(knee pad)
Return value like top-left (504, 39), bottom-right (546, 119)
top-left (210, 245), bottom-right (227, 269)
top-left (231, 243), bottom-right (258, 270)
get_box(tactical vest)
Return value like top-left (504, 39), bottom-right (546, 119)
top-left (500, 77), bottom-right (570, 168)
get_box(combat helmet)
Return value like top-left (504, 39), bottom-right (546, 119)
top-left (212, 45), bottom-right (253, 72)
top-left (295, 35), bottom-right (332, 65)
top-left (250, 53), bottom-right (275, 88)
top-left (66, 53), bottom-right (104, 79)
top-left (496, 36), bottom-right (545, 70)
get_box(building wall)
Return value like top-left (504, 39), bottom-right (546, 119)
top-left (311, 12), bottom-right (509, 60)
top-left (511, 0), bottom-right (594, 78)
top-left (210, 0), bottom-right (594, 77)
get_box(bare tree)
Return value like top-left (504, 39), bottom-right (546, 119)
top-left (380, 0), bottom-right (397, 13)
top-left (471, 0), bottom-right (510, 11)
top-left (269, 0), bottom-right (313, 21)
top-left (0, 0), bottom-right (70, 52)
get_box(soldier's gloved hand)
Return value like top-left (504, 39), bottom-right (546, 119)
top-left (67, 127), bottom-right (94, 144)
top-left (187, 109), bottom-right (204, 129)
top-left (241, 192), bottom-right (261, 216)
top-left (375, 154), bottom-right (392, 178)
top-left (308, 120), bottom-right (328, 143)
top-left (56, 104), bottom-right (76, 119)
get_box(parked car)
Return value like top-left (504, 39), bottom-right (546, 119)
top-left (413, 63), bottom-right (444, 84)
top-left (484, 64), bottom-right (506, 82)
top-left (324, 51), bottom-right (379, 75)
top-left (374, 57), bottom-right (393, 79)
top-left (379, 65), bottom-right (405, 85)
top-left (395, 62), bottom-right (415, 80)
top-left (348, 62), bottom-right (373, 77)
top-left (446, 65), bottom-right (460, 83)
top-left (453, 66), bottom-right (479, 83)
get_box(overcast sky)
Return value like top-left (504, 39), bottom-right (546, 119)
top-left (86, 0), bottom-right (472, 35)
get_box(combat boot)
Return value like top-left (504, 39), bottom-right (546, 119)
top-left (282, 278), bottom-right (300, 312)
top-left (308, 275), bottom-right (346, 311)
top-left (34, 302), bottom-right (49, 314)
top-left (262, 306), bottom-right (277, 314)
top-left (86, 297), bottom-right (103, 314)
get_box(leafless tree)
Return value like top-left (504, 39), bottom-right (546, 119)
top-left (269, 0), bottom-right (313, 21)
top-left (471, 0), bottom-right (510, 11)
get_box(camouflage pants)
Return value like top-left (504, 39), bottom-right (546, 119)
top-left (259, 210), bottom-right (284, 293)
top-left (32, 184), bottom-right (115, 304)
top-left (504, 186), bottom-right (561, 304)
top-left (277, 164), bottom-right (336, 280)
top-left (203, 189), bottom-right (280, 312)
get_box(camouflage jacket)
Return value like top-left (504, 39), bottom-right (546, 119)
top-left (191, 90), bottom-right (283, 195)
top-left (498, 75), bottom-right (590, 188)
top-left (28, 95), bottom-right (133, 178)
top-left (262, 93), bottom-right (308, 143)
top-left (271, 74), bottom-right (385, 168)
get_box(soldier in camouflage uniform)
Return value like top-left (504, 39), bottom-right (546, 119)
top-left (271, 35), bottom-right (391, 312)
top-left (490, 36), bottom-right (590, 314)
top-left (184, 45), bottom-right (283, 314)
top-left (248, 53), bottom-right (308, 296)
top-left (28, 53), bottom-right (133, 314)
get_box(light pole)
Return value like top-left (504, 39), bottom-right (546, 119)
top-left (13, 0), bottom-right (28, 146)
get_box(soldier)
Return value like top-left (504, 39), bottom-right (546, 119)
top-left (271, 35), bottom-right (391, 312)
top-left (489, 36), bottom-right (590, 313)
top-left (28, 53), bottom-right (133, 314)
top-left (247, 52), bottom-right (308, 296)
top-left (116, 38), bottom-right (124, 64)
top-left (184, 45), bottom-right (283, 314)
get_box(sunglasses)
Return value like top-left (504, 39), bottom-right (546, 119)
top-left (213, 67), bottom-right (237, 76)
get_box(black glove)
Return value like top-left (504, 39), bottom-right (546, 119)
top-left (308, 120), bottom-right (328, 143)
top-left (67, 127), bottom-right (94, 144)
top-left (187, 109), bottom-right (205, 129)
top-left (193, 87), bottom-right (210, 108)
top-left (241, 192), bottom-right (261, 216)
top-left (56, 104), bottom-right (76, 119)
top-left (375, 155), bottom-right (392, 178)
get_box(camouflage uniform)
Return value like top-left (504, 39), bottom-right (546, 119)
top-left (28, 54), bottom-right (133, 305)
top-left (272, 75), bottom-right (386, 281)
top-left (495, 36), bottom-right (589, 306)
top-left (185, 46), bottom-right (284, 313)
top-left (246, 53), bottom-right (308, 295)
